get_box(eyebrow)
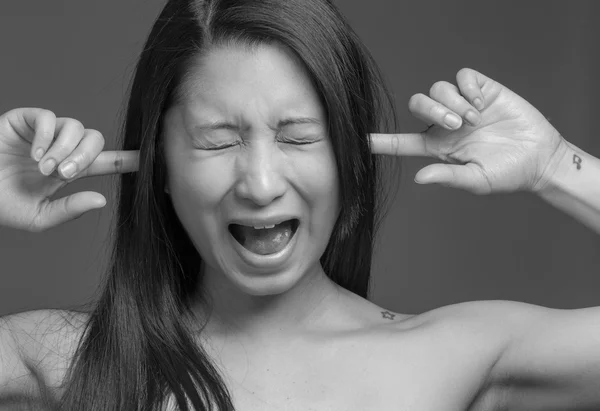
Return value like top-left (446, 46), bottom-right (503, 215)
top-left (276, 117), bottom-right (322, 128)
top-left (193, 117), bottom-right (322, 131)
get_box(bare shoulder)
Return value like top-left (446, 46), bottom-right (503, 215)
top-left (1, 309), bottom-right (90, 388)
top-left (337, 300), bottom-right (552, 411)
top-left (372, 300), bottom-right (529, 359)
top-left (400, 300), bottom-right (557, 404)
top-left (391, 299), bottom-right (554, 354)
top-left (349, 297), bottom-right (523, 368)
top-left (410, 299), bottom-right (554, 336)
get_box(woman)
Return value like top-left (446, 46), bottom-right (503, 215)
top-left (0, 0), bottom-right (599, 410)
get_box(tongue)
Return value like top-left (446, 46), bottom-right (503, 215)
top-left (231, 220), bottom-right (294, 255)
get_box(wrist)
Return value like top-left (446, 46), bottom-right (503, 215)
top-left (532, 137), bottom-right (571, 197)
top-left (532, 137), bottom-right (600, 233)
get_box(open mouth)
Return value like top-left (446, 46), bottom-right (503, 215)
top-left (228, 219), bottom-right (300, 255)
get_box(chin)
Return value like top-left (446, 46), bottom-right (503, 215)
top-left (226, 264), bottom-right (306, 297)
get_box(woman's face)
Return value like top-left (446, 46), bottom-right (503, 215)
top-left (162, 42), bottom-right (340, 296)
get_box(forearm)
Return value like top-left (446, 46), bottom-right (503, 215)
top-left (536, 140), bottom-right (600, 234)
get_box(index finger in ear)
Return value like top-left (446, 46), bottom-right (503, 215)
top-left (368, 133), bottom-right (429, 157)
top-left (79, 150), bottom-right (140, 178)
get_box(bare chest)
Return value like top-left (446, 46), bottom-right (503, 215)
top-left (166, 323), bottom-right (499, 411)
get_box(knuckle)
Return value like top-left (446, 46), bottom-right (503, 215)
top-left (43, 128), bottom-right (54, 139)
top-left (113, 153), bottom-right (124, 173)
top-left (37, 114), bottom-right (55, 139)
top-left (50, 142), bottom-right (70, 154)
top-left (73, 151), bottom-right (90, 167)
top-left (460, 82), bottom-right (478, 94)
top-left (457, 67), bottom-right (471, 76)
top-left (74, 121), bottom-right (85, 134)
top-left (40, 108), bottom-right (55, 118)
top-left (427, 102), bottom-right (440, 119)
top-left (429, 81), bottom-right (449, 96)
top-left (457, 67), bottom-right (476, 80)
top-left (39, 127), bottom-right (54, 141)
top-left (87, 129), bottom-right (105, 144)
top-left (65, 118), bottom-right (85, 134)
top-left (407, 93), bottom-right (424, 111)
top-left (451, 94), bottom-right (467, 108)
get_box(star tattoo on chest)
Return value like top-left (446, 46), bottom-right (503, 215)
top-left (381, 310), bottom-right (396, 320)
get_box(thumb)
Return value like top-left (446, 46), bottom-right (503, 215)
top-left (414, 163), bottom-right (492, 195)
top-left (35, 191), bottom-right (106, 231)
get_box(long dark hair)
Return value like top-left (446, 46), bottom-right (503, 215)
top-left (51, 0), bottom-right (399, 409)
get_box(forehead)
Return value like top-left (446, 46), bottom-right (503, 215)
top-left (176, 42), bottom-right (324, 116)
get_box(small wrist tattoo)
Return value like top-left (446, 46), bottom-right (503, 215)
top-left (381, 310), bottom-right (396, 320)
top-left (573, 154), bottom-right (583, 170)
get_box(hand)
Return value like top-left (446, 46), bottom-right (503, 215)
top-left (370, 68), bottom-right (567, 194)
top-left (0, 108), bottom-right (139, 232)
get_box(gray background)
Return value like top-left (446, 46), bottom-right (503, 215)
top-left (1, 0), bottom-right (599, 317)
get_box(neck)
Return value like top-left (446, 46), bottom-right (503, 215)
top-left (192, 262), bottom-right (345, 343)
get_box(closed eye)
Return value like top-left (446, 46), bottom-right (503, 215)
top-left (281, 139), bottom-right (316, 145)
top-left (197, 142), bottom-right (240, 151)
top-left (196, 137), bottom-right (322, 149)
top-left (278, 136), bottom-right (323, 145)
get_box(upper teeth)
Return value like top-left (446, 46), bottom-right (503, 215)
top-left (253, 224), bottom-right (276, 229)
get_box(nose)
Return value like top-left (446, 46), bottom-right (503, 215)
top-left (234, 142), bottom-right (287, 207)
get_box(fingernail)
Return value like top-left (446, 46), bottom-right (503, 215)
top-left (60, 161), bottom-right (77, 178)
top-left (473, 98), bottom-right (484, 111)
top-left (34, 148), bottom-right (45, 162)
top-left (41, 158), bottom-right (57, 176)
top-left (465, 110), bottom-right (481, 126)
top-left (444, 113), bottom-right (462, 129)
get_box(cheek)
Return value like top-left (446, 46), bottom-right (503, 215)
top-left (169, 157), bottom-right (234, 205)
top-left (166, 157), bottom-right (235, 247)
top-left (289, 146), bottom-right (340, 215)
